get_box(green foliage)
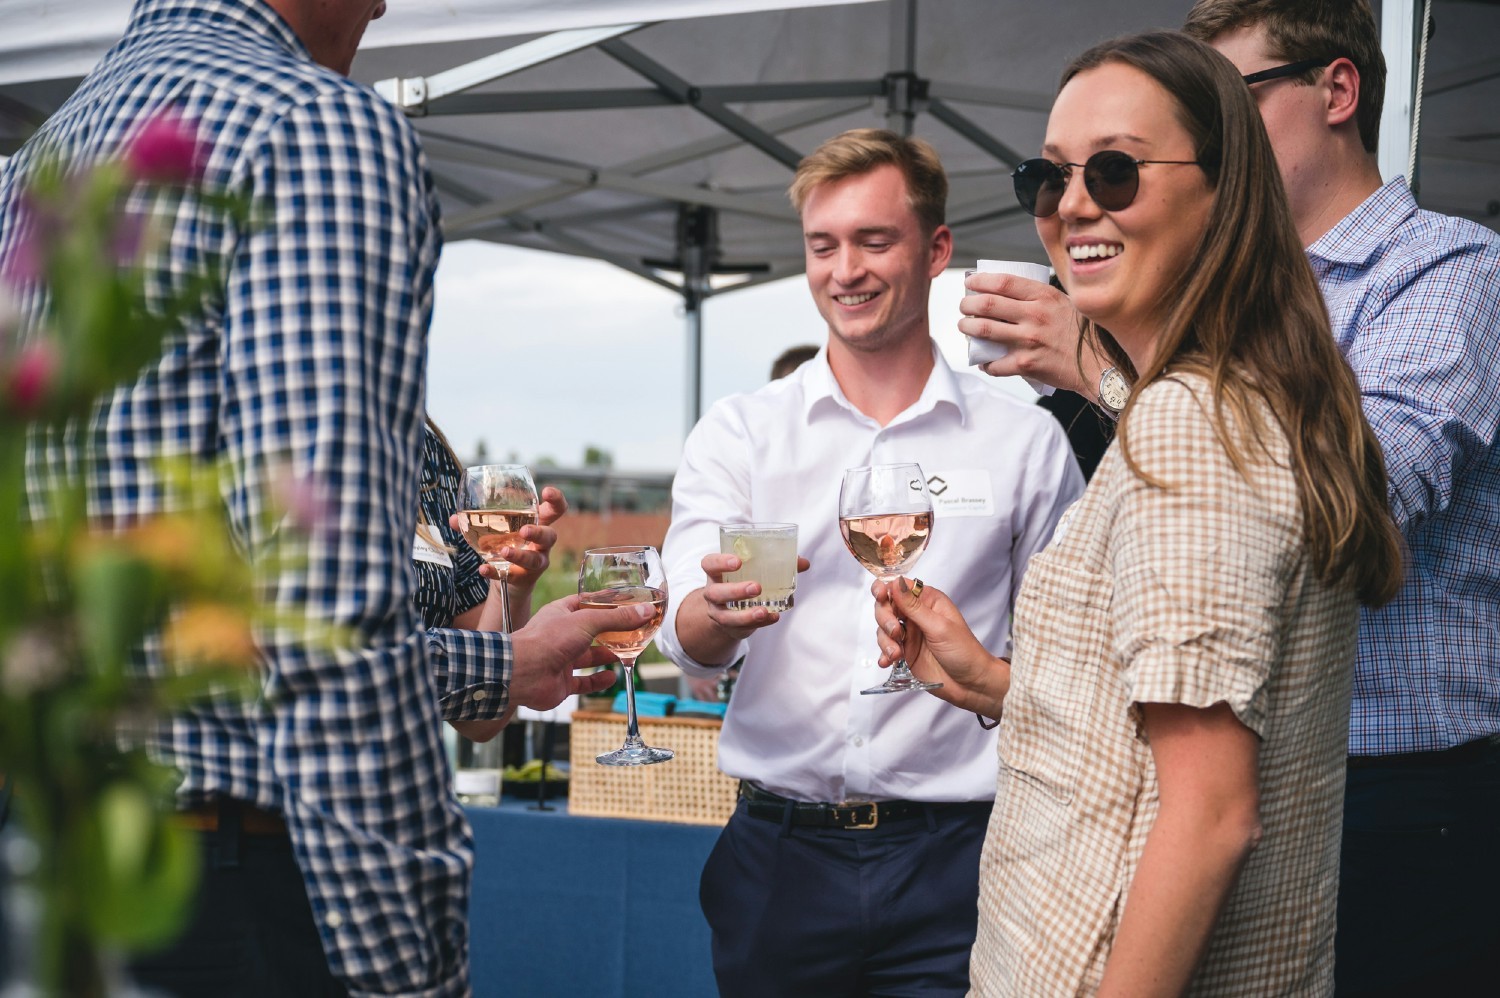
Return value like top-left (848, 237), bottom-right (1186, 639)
top-left (0, 120), bottom-right (301, 996)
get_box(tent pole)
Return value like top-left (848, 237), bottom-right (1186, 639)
top-left (678, 205), bottom-right (717, 434)
top-left (1378, 0), bottom-right (1418, 184)
top-left (885, 0), bottom-right (918, 136)
top-left (685, 288), bottom-right (704, 435)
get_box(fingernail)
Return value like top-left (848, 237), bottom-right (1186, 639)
top-left (897, 578), bottom-right (910, 594)
top-left (635, 603), bottom-right (655, 619)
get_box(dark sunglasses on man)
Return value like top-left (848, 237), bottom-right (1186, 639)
top-left (1240, 57), bottom-right (1334, 86)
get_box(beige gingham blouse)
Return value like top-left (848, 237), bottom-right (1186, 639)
top-left (970, 373), bottom-right (1358, 996)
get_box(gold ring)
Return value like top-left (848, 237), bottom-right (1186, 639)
top-left (910, 579), bottom-right (924, 599)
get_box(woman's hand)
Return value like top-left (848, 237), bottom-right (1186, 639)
top-left (873, 576), bottom-right (1010, 718)
top-left (453, 484), bottom-right (568, 629)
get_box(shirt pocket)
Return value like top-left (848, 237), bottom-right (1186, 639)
top-left (999, 555), bottom-right (1112, 804)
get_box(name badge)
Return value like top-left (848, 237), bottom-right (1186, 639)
top-left (413, 531), bottom-right (454, 568)
top-left (926, 469), bottom-right (995, 518)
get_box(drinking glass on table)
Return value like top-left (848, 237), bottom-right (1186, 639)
top-left (720, 522), bottom-right (798, 611)
top-left (456, 463), bottom-right (539, 633)
top-left (579, 545), bottom-right (673, 766)
top-left (839, 463), bottom-right (941, 695)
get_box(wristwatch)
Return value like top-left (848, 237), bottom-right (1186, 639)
top-left (1097, 366), bottom-right (1130, 418)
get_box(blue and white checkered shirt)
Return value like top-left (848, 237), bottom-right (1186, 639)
top-left (1310, 179), bottom-right (1500, 757)
top-left (0, 1), bottom-right (513, 992)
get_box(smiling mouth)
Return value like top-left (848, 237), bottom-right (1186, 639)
top-left (1068, 243), bottom-right (1122, 261)
top-left (834, 292), bottom-right (877, 305)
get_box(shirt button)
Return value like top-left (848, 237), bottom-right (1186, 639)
top-left (326, 911), bottom-right (345, 929)
top-left (852, 735), bottom-right (865, 747)
top-left (472, 690), bottom-right (487, 702)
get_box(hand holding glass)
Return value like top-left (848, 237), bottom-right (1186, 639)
top-left (720, 522), bottom-right (798, 611)
top-left (456, 464), bottom-right (539, 633)
top-left (839, 464), bottom-right (941, 695)
top-left (579, 545), bottom-right (673, 766)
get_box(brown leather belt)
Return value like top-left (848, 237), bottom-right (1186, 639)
top-left (175, 799), bottom-right (288, 836)
top-left (738, 781), bottom-right (991, 830)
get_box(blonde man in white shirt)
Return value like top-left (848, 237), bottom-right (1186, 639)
top-left (658, 128), bottom-right (1084, 997)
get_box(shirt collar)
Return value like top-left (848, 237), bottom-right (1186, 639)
top-left (1306, 177), bottom-right (1418, 267)
top-left (800, 340), bottom-right (969, 426)
top-left (128, 0), bottom-right (309, 62)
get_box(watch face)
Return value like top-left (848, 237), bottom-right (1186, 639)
top-left (1100, 369), bottom-right (1130, 412)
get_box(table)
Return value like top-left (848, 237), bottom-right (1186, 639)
top-left (467, 800), bottom-right (720, 997)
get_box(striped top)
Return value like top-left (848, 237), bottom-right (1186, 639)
top-left (414, 425), bottom-right (490, 631)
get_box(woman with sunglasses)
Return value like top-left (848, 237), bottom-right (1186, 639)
top-left (873, 31), bottom-right (1401, 996)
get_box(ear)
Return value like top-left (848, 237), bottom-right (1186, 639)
top-left (927, 224), bottom-right (954, 278)
top-left (1324, 57), bottom-right (1361, 130)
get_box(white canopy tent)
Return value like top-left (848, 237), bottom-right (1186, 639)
top-left (3, 0), bottom-right (1497, 428)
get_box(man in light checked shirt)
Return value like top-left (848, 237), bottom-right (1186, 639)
top-left (0, 0), bottom-right (646, 994)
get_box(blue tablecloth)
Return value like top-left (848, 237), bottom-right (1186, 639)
top-left (467, 800), bottom-right (720, 997)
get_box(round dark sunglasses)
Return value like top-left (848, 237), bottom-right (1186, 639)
top-left (1011, 150), bottom-right (1202, 218)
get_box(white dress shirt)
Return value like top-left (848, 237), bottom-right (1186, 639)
top-left (659, 345), bottom-right (1085, 804)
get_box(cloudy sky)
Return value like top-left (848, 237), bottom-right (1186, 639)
top-left (426, 240), bottom-right (1037, 472)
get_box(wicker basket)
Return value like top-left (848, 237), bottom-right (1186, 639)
top-left (568, 712), bottom-right (737, 825)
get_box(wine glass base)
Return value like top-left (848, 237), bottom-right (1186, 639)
top-left (860, 677), bottom-right (944, 695)
top-left (596, 744), bottom-right (675, 766)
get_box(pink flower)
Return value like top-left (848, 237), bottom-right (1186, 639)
top-left (125, 114), bottom-right (205, 185)
top-left (8, 339), bottom-right (60, 415)
top-left (0, 194), bottom-right (55, 287)
top-left (269, 464), bottom-right (331, 531)
top-left (111, 213), bottom-right (146, 266)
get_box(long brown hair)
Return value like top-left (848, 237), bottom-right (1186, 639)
top-left (1065, 31), bottom-right (1401, 605)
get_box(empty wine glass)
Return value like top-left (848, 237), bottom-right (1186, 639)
top-left (839, 463), bottom-right (941, 695)
top-left (455, 463), bottom-right (539, 633)
top-left (579, 545), bottom-right (673, 766)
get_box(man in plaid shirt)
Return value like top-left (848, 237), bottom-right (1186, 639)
top-left (0, 0), bottom-right (642, 994)
top-left (1187, 4), bottom-right (1500, 993)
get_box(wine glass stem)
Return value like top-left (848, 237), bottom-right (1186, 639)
top-left (619, 656), bottom-right (644, 748)
top-left (882, 574), bottom-right (916, 682)
top-left (495, 565), bottom-right (513, 634)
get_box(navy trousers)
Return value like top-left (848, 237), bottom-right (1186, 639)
top-left (1334, 737), bottom-right (1500, 996)
top-left (129, 816), bottom-right (347, 998)
top-left (700, 797), bottom-right (991, 997)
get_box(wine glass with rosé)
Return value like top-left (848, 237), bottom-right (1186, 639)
top-left (578, 545), bottom-right (673, 766)
top-left (839, 463), bottom-right (941, 695)
top-left (456, 464), bottom-right (540, 633)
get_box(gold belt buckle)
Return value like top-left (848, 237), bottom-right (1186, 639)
top-left (836, 799), bottom-right (879, 829)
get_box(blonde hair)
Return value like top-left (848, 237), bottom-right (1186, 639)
top-left (788, 128), bottom-right (947, 233)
